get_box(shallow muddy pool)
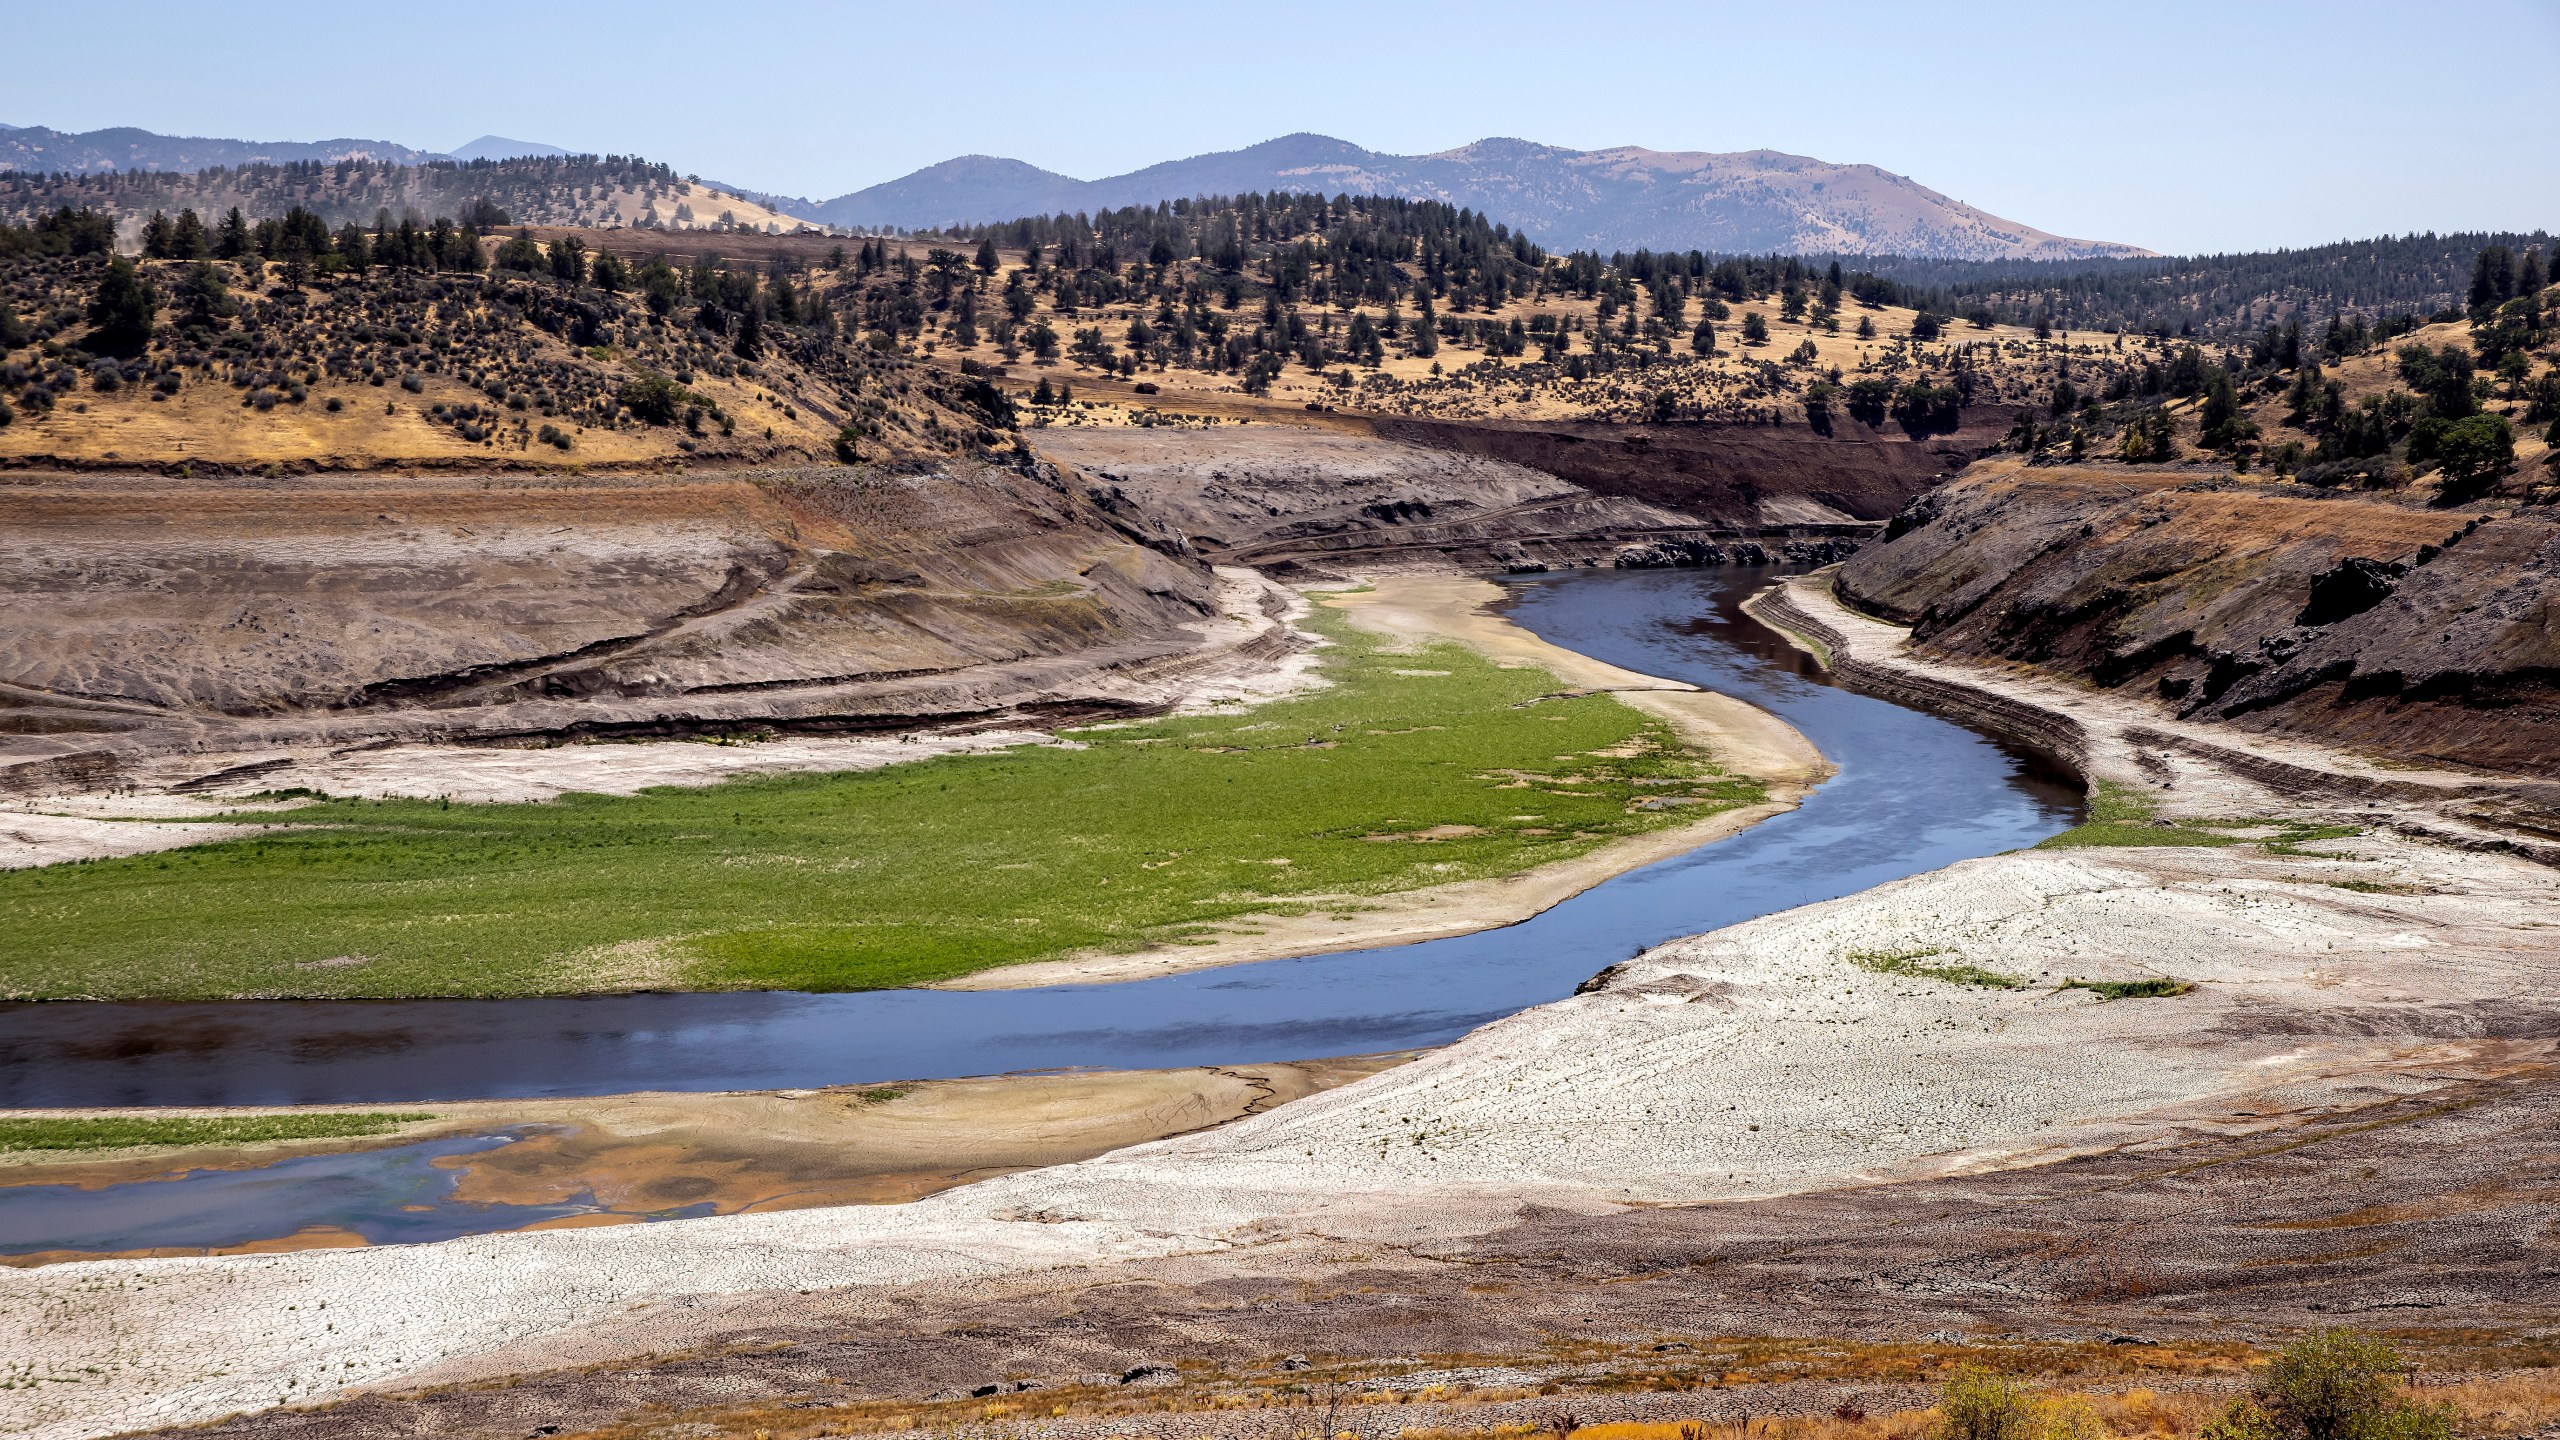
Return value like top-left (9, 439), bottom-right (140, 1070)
top-left (0, 567), bottom-right (2079, 1109)
top-left (0, 1128), bottom-right (697, 1258)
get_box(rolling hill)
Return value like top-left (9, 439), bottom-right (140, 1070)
top-left (813, 133), bottom-right (2152, 261)
top-left (0, 155), bottom-right (818, 237)
top-left (0, 125), bottom-right (444, 176)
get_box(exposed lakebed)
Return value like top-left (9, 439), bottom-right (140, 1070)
top-left (0, 568), bottom-right (2078, 1116)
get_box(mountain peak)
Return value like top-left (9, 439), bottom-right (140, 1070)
top-left (448, 135), bottom-right (569, 162)
top-left (813, 134), bottom-right (2149, 259)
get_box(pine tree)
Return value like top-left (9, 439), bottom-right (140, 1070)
top-left (86, 255), bottom-right (161, 356)
top-left (178, 261), bottom-right (234, 329)
top-left (171, 209), bottom-right (208, 260)
top-left (2469, 245), bottom-right (2516, 317)
top-left (974, 237), bottom-right (1001, 275)
top-left (214, 207), bottom-right (252, 260)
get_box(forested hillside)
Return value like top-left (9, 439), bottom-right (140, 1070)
top-left (0, 204), bottom-right (1014, 469)
top-left (1856, 231), bottom-right (2558, 340)
top-left (0, 156), bottom-right (814, 241)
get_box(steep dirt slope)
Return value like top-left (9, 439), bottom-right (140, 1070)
top-left (0, 460), bottom-right (1219, 791)
top-left (1037, 415), bottom-right (1971, 573)
top-left (1837, 462), bottom-right (2560, 776)
top-left (1036, 424), bottom-right (1699, 570)
top-left (1374, 414), bottom-right (1988, 524)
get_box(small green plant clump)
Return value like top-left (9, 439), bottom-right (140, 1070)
top-left (2203, 1331), bottom-right (2454, 1440)
top-left (1930, 1332), bottom-right (2444, 1440)
top-left (2058, 977), bottom-right (2196, 1001)
top-left (1930, 1368), bottom-right (2105, 1440)
top-left (2038, 783), bottom-right (2361, 855)
top-left (1848, 946), bottom-right (2026, 990)
top-left (0, 1112), bottom-right (430, 1153)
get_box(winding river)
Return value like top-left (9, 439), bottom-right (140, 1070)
top-left (0, 567), bottom-right (2079, 1110)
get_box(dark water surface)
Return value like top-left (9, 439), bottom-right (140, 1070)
top-left (0, 567), bottom-right (2079, 1108)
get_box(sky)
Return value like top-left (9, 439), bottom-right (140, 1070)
top-left (9, 0), bottom-right (2556, 256)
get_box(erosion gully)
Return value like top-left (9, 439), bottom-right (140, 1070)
top-left (0, 567), bottom-right (2079, 1256)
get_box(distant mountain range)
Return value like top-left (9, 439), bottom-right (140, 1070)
top-left (805, 133), bottom-right (2152, 261)
top-left (0, 125), bottom-right (447, 175)
top-left (0, 124), bottom-right (579, 175)
top-left (0, 123), bottom-right (2150, 260)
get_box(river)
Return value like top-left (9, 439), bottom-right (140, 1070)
top-left (0, 567), bottom-right (2079, 1109)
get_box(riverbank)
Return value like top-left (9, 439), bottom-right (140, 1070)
top-left (14, 575), bottom-right (2558, 1440)
top-left (937, 572), bottom-right (1825, 989)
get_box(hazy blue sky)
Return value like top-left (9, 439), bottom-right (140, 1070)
top-left (11, 0), bottom-right (2556, 255)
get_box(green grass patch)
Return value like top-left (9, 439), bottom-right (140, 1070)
top-left (2038, 782), bottom-right (2362, 854)
top-left (1847, 946), bottom-right (2026, 990)
top-left (0, 605), bottom-right (1760, 1000)
top-left (0, 1113), bottom-right (431, 1153)
top-left (2058, 977), bottom-right (2196, 1001)
top-left (2309, 877), bottom-right (2422, 895)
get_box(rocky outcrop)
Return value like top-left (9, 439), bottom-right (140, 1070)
top-left (1371, 415), bottom-right (1997, 527)
top-left (1611, 537), bottom-right (1861, 570)
top-left (1836, 463), bottom-right (2560, 777)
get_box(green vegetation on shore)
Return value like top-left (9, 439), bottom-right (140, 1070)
top-left (0, 607), bottom-right (1759, 1000)
top-left (2036, 782), bottom-right (2360, 853)
top-left (0, 1113), bottom-right (431, 1154)
top-left (1847, 946), bottom-right (2024, 990)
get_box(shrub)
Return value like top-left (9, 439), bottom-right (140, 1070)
top-left (2203, 1331), bottom-right (2455, 1440)
top-left (1844, 377), bottom-right (1893, 426)
top-left (616, 370), bottom-right (688, 425)
top-left (1891, 381), bottom-right (1964, 437)
top-left (2407, 413), bottom-right (2513, 502)
top-left (1934, 1368), bottom-right (2043, 1440)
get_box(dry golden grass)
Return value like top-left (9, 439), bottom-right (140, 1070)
top-left (534, 1334), bottom-right (2560, 1440)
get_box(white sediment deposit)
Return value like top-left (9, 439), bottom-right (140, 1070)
top-left (8, 577), bottom-right (2557, 1439)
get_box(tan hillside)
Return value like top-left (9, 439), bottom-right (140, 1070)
top-left (0, 244), bottom-right (1009, 471)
